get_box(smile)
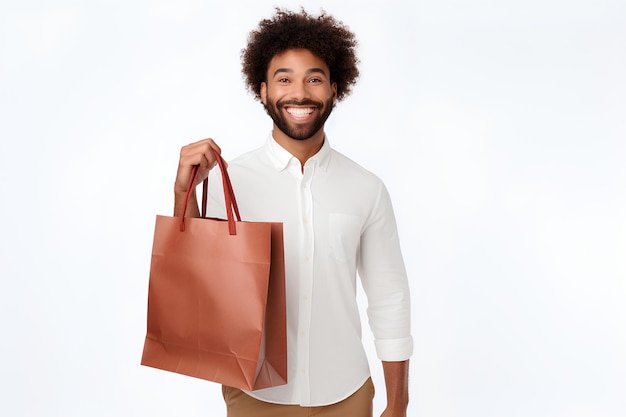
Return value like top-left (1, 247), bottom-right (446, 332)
top-left (286, 107), bottom-right (315, 117)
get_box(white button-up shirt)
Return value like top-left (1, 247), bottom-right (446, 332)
top-left (206, 135), bottom-right (413, 406)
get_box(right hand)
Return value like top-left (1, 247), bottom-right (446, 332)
top-left (174, 138), bottom-right (223, 195)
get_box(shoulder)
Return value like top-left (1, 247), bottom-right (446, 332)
top-left (328, 148), bottom-right (384, 187)
top-left (228, 146), bottom-right (265, 166)
top-left (223, 145), bottom-right (274, 176)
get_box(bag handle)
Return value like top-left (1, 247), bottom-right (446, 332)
top-left (179, 150), bottom-right (241, 235)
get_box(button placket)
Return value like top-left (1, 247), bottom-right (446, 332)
top-left (295, 161), bottom-right (315, 403)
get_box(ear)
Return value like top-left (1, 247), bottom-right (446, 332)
top-left (260, 82), bottom-right (268, 105)
top-left (331, 82), bottom-right (338, 104)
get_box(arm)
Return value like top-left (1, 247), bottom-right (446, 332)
top-left (173, 138), bottom-right (222, 217)
top-left (356, 182), bottom-right (412, 416)
top-left (173, 187), bottom-right (201, 218)
top-left (381, 360), bottom-right (409, 417)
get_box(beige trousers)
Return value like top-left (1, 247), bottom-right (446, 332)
top-left (222, 378), bottom-right (375, 417)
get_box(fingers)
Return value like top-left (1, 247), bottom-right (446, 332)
top-left (174, 138), bottom-right (223, 194)
top-left (179, 138), bottom-right (221, 168)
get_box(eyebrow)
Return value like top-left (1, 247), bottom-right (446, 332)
top-left (272, 68), bottom-right (329, 78)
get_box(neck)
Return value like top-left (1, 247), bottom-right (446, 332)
top-left (271, 125), bottom-right (325, 168)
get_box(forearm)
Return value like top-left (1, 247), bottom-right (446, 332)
top-left (381, 360), bottom-right (409, 415)
top-left (173, 190), bottom-right (201, 218)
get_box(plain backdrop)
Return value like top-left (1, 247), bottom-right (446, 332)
top-left (1, 0), bottom-right (625, 416)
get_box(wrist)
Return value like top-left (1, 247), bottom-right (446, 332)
top-left (174, 183), bottom-right (192, 196)
top-left (386, 399), bottom-right (409, 411)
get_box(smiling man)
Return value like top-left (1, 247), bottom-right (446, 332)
top-left (173, 8), bottom-right (413, 417)
top-left (262, 48), bottom-right (335, 143)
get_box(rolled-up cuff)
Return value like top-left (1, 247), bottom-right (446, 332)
top-left (375, 336), bottom-right (414, 361)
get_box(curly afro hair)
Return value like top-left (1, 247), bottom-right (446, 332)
top-left (241, 8), bottom-right (360, 102)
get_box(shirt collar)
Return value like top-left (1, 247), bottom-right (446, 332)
top-left (264, 133), bottom-right (332, 172)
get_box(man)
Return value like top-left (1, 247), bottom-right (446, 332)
top-left (173, 8), bottom-right (412, 417)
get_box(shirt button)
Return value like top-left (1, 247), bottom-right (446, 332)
top-left (304, 256), bottom-right (310, 262)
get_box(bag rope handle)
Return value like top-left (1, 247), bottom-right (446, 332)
top-left (179, 150), bottom-right (241, 235)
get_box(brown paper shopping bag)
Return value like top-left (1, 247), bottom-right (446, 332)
top-left (141, 151), bottom-right (287, 391)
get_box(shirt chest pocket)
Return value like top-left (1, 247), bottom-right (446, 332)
top-left (328, 213), bottom-right (363, 263)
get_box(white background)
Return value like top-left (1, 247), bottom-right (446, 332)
top-left (1, 0), bottom-right (625, 416)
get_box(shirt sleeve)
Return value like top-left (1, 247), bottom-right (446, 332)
top-left (358, 181), bottom-right (414, 361)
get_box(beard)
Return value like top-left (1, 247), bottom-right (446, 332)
top-left (263, 95), bottom-right (334, 141)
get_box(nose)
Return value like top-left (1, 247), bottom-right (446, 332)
top-left (290, 80), bottom-right (310, 101)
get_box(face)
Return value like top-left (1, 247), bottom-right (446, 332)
top-left (261, 49), bottom-right (337, 141)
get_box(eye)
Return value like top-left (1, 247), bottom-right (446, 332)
top-left (308, 78), bottom-right (322, 84)
top-left (277, 77), bottom-right (290, 83)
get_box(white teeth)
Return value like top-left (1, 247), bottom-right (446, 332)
top-left (286, 107), bottom-right (314, 116)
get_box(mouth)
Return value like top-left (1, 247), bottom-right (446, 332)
top-left (284, 106), bottom-right (316, 121)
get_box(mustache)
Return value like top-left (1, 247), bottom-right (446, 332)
top-left (277, 99), bottom-right (323, 108)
